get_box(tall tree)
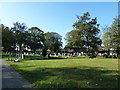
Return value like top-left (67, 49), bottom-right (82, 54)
top-left (1, 24), bottom-right (15, 52)
top-left (102, 16), bottom-right (120, 58)
top-left (111, 16), bottom-right (120, 57)
top-left (65, 30), bottom-right (85, 53)
top-left (27, 27), bottom-right (44, 53)
top-left (11, 22), bottom-right (27, 58)
top-left (66, 12), bottom-right (102, 57)
top-left (44, 32), bottom-right (62, 54)
top-left (102, 26), bottom-right (112, 55)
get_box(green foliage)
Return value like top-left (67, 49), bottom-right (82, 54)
top-left (1, 25), bottom-right (16, 52)
top-left (27, 27), bottom-right (44, 53)
top-left (44, 32), bottom-right (62, 53)
top-left (1, 23), bottom-right (63, 58)
top-left (11, 22), bottom-right (27, 46)
top-left (10, 22), bottom-right (28, 58)
top-left (102, 16), bottom-right (120, 58)
top-left (102, 30), bottom-right (112, 49)
top-left (65, 30), bottom-right (84, 52)
top-left (42, 48), bottom-right (47, 58)
top-left (65, 12), bottom-right (102, 57)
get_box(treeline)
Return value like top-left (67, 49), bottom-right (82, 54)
top-left (65, 12), bottom-right (120, 58)
top-left (65, 12), bottom-right (102, 58)
top-left (1, 23), bottom-right (62, 58)
top-left (102, 16), bottom-right (120, 58)
top-left (1, 12), bottom-right (120, 58)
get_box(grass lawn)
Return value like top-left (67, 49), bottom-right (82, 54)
top-left (50, 55), bottom-right (88, 59)
top-left (8, 58), bottom-right (119, 88)
top-left (2, 54), bottom-right (44, 61)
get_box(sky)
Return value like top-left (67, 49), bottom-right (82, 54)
top-left (0, 2), bottom-right (118, 47)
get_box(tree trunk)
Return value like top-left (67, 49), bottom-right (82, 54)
top-left (108, 49), bottom-right (110, 56)
top-left (116, 47), bottom-right (120, 58)
top-left (42, 48), bottom-right (47, 58)
top-left (33, 49), bottom-right (36, 54)
top-left (19, 44), bottom-right (22, 59)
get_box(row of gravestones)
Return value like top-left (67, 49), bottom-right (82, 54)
top-left (49, 52), bottom-right (82, 56)
top-left (8, 53), bottom-right (24, 62)
top-left (8, 52), bottom-right (84, 62)
top-left (23, 52), bottom-right (83, 56)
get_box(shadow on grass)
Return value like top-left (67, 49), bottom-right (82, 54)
top-left (2, 54), bottom-right (9, 59)
top-left (11, 65), bottom-right (118, 89)
top-left (48, 56), bottom-right (65, 59)
top-left (48, 56), bottom-right (88, 59)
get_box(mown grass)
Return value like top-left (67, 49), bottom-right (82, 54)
top-left (50, 55), bottom-right (88, 59)
top-left (8, 58), bottom-right (118, 88)
top-left (2, 53), bottom-right (44, 61)
top-left (2, 53), bottom-right (88, 61)
top-left (22, 55), bottom-right (44, 60)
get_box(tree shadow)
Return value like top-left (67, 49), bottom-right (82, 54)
top-left (11, 65), bottom-right (118, 88)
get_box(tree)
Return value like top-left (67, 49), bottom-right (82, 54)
top-left (1, 24), bottom-right (15, 52)
top-left (102, 16), bottom-right (120, 58)
top-left (111, 16), bottom-right (120, 58)
top-left (102, 26), bottom-right (112, 55)
top-left (66, 12), bottom-right (102, 57)
top-left (44, 32), bottom-right (62, 55)
top-left (65, 30), bottom-right (85, 53)
top-left (11, 22), bottom-right (27, 58)
top-left (27, 27), bottom-right (44, 53)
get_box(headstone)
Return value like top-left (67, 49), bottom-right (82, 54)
top-left (14, 59), bottom-right (20, 62)
top-left (79, 53), bottom-right (81, 56)
top-left (45, 55), bottom-right (48, 58)
top-left (22, 54), bottom-right (24, 59)
top-left (55, 53), bottom-right (56, 56)
top-left (26, 53), bottom-right (28, 55)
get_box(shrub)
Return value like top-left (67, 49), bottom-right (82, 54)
top-left (118, 55), bottom-right (120, 59)
top-left (108, 55), bottom-right (112, 58)
top-left (113, 55), bottom-right (117, 59)
top-left (42, 49), bottom-right (47, 58)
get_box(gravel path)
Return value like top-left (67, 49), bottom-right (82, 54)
top-left (2, 60), bottom-right (33, 89)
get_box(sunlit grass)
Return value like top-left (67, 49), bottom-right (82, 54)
top-left (8, 58), bottom-right (118, 88)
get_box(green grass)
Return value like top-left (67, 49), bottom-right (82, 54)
top-left (22, 55), bottom-right (44, 60)
top-left (1, 53), bottom-right (10, 60)
top-left (2, 54), bottom-right (44, 61)
top-left (8, 58), bottom-right (118, 88)
top-left (50, 55), bottom-right (88, 59)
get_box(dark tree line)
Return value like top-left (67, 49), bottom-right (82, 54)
top-left (102, 16), bottom-right (120, 58)
top-left (1, 12), bottom-right (119, 58)
top-left (65, 12), bottom-right (120, 58)
top-left (1, 22), bottom-right (62, 58)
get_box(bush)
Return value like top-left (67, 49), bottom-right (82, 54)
top-left (103, 54), bottom-right (118, 59)
top-left (118, 55), bottom-right (120, 59)
top-left (108, 55), bottom-right (112, 58)
top-left (113, 55), bottom-right (117, 59)
top-left (42, 49), bottom-right (47, 58)
top-left (103, 54), bottom-right (109, 58)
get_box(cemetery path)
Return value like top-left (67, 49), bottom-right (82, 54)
top-left (2, 60), bottom-right (33, 88)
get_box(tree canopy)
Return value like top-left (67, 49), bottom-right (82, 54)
top-left (27, 27), bottom-right (44, 53)
top-left (102, 16), bottom-right (120, 58)
top-left (1, 24), bottom-right (15, 52)
top-left (65, 12), bottom-right (102, 57)
top-left (1, 12), bottom-right (119, 59)
top-left (44, 32), bottom-right (62, 53)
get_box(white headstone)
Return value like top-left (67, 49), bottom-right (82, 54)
top-left (22, 54), bottom-right (24, 59)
